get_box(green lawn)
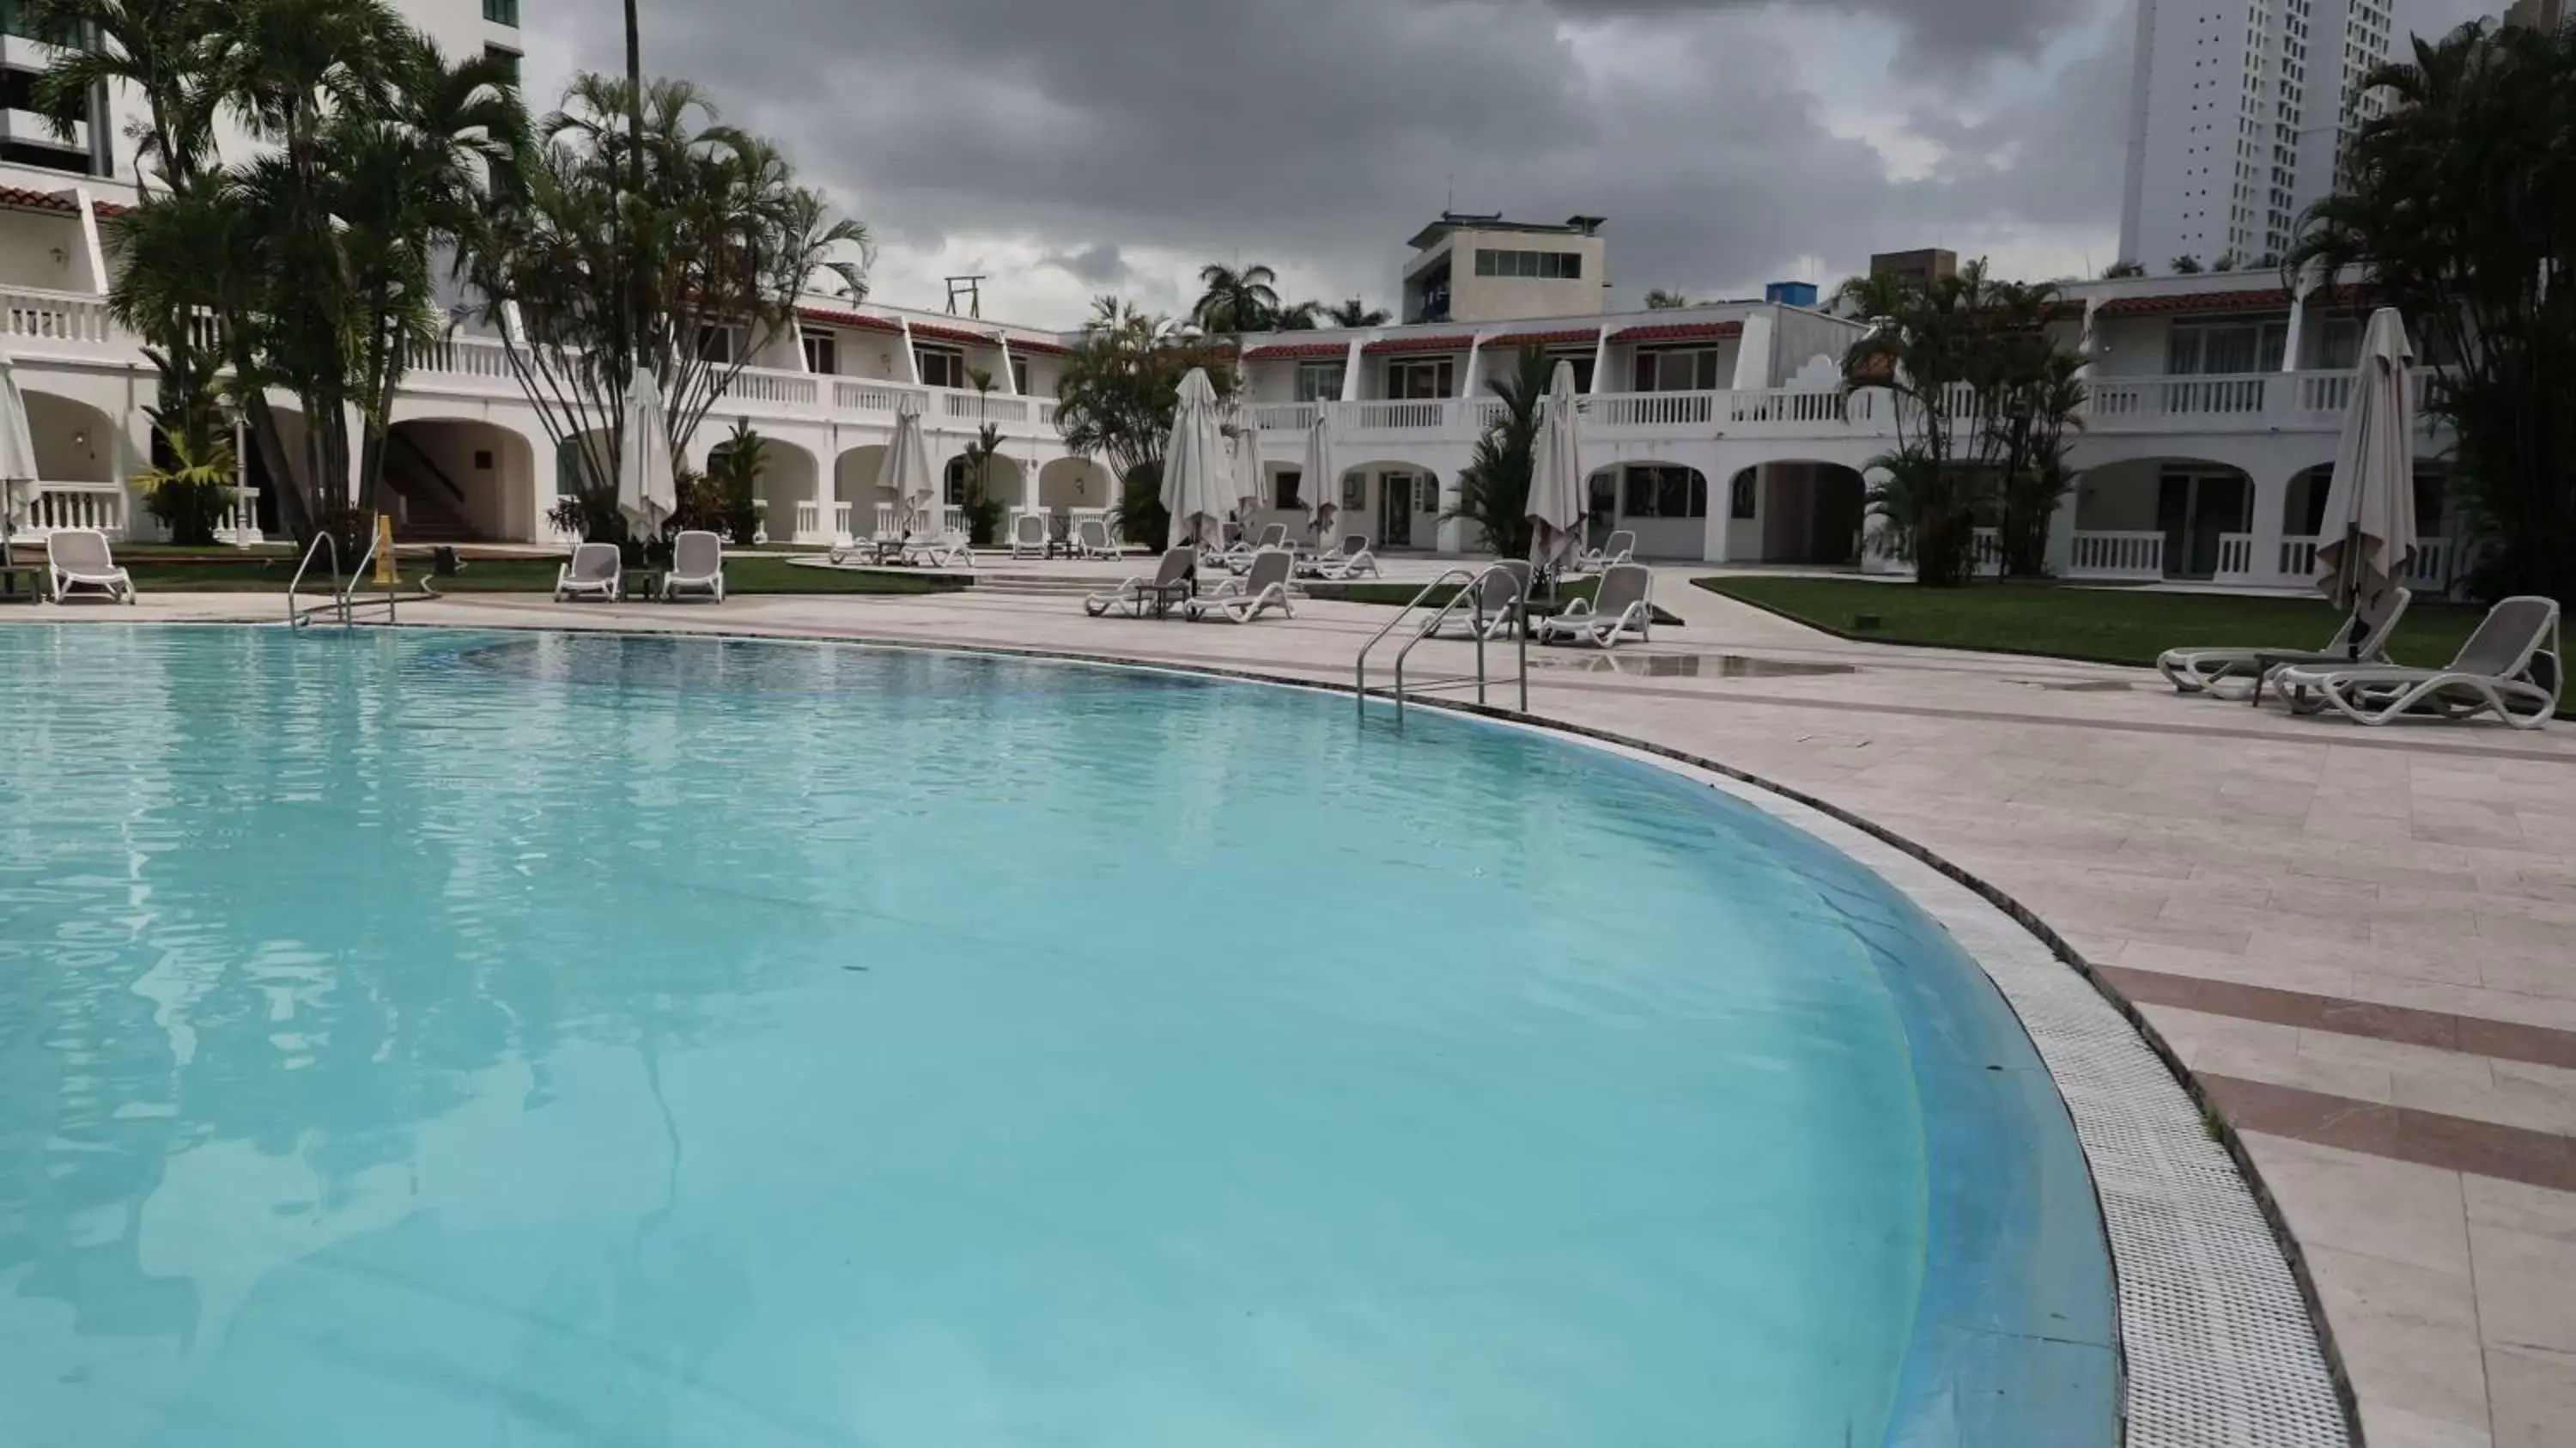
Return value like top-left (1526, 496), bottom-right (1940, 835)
top-left (1693, 575), bottom-right (2491, 672)
top-left (107, 555), bottom-right (965, 597)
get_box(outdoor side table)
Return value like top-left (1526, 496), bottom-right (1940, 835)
top-left (622, 569), bottom-right (662, 600)
top-left (1142, 580), bottom-right (1193, 620)
top-left (0, 564), bottom-right (40, 604)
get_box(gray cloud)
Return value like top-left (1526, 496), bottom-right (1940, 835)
top-left (525, 0), bottom-right (2141, 324)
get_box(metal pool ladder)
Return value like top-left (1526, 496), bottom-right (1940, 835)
top-left (286, 529), bottom-right (429, 630)
top-left (1353, 563), bottom-right (1530, 722)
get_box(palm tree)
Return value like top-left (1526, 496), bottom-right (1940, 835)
top-left (1272, 299), bottom-right (1323, 331)
top-left (1643, 288), bottom-right (1691, 310)
top-left (1192, 262), bottom-right (1281, 335)
top-left (1443, 348), bottom-right (1553, 557)
top-left (1324, 298), bottom-right (1391, 327)
top-left (23, 0), bottom-right (222, 191)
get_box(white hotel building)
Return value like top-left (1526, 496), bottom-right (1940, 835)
top-left (0, 5), bottom-right (2458, 593)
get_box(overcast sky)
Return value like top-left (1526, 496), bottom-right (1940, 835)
top-left (518, 0), bottom-right (2497, 330)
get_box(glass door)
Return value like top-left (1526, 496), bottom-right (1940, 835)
top-left (1378, 472), bottom-right (1413, 548)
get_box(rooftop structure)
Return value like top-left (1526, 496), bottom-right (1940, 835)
top-left (1868, 249), bottom-right (1958, 287)
top-left (1400, 212), bottom-right (1610, 325)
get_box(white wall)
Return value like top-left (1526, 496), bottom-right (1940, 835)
top-left (0, 209), bottom-right (90, 290)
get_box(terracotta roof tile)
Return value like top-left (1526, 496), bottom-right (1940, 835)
top-left (1361, 333), bottom-right (1474, 356)
top-left (1609, 320), bottom-right (1745, 344)
top-left (795, 304), bottom-right (906, 333)
top-left (88, 199), bottom-right (131, 219)
top-left (1007, 337), bottom-right (1071, 357)
top-left (1481, 327), bottom-right (1601, 349)
top-left (1243, 340), bottom-right (1352, 361)
top-left (0, 186), bottom-right (81, 215)
top-left (908, 320), bottom-right (1003, 347)
top-left (2093, 287), bottom-right (2293, 318)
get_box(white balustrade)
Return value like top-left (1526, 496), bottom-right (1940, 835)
top-left (1250, 402), bottom-right (1317, 433)
top-left (2069, 530), bottom-right (2166, 580)
top-left (0, 285), bottom-right (116, 347)
top-left (2281, 534), bottom-right (2456, 590)
top-left (835, 380), bottom-right (915, 414)
top-left (2215, 532), bottom-right (2255, 581)
top-left (1348, 399), bottom-right (1448, 431)
top-left (792, 500), bottom-right (823, 543)
top-left (1034, 398), bottom-right (1060, 427)
top-left (25, 483), bottom-right (128, 538)
top-left (1722, 390), bottom-right (1841, 427)
top-left (941, 390), bottom-right (1028, 423)
top-left (1971, 526), bottom-right (2005, 577)
top-left (944, 506), bottom-right (968, 538)
top-left (214, 487), bottom-right (264, 545)
top-left (409, 334), bottom-right (514, 382)
top-left (2294, 372), bottom-right (2354, 416)
top-left (720, 367), bottom-right (819, 408)
top-left (872, 502), bottom-right (898, 538)
top-left (1595, 391), bottom-right (1718, 428)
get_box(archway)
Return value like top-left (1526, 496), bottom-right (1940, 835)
top-left (1038, 456), bottom-right (1116, 515)
top-left (2075, 456), bottom-right (2254, 579)
top-left (385, 418), bottom-right (541, 543)
top-left (1727, 460), bottom-right (1865, 566)
top-left (835, 444), bottom-right (892, 538)
top-left (1589, 461), bottom-right (1718, 561)
top-left (1334, 459), bottom-right (1446, 551)
top-left (21, 389), bottom-right (131, 538)
top-left (2280, 459), bottom-right (2457, 587)
top-left (742, 437), bottom-right (823, 543)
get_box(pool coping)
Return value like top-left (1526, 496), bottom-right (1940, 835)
top-left (147, 618), bottom-right (2364, 1445)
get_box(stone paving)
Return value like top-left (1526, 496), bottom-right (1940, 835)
top-left (13, 564), bottom-right (2576, 1446)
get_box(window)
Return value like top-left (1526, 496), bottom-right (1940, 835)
top-left (1295, 361), bottom-right (1346, 403)
top-left (1341, 473), bottom-right (1365, 509)
top-left (800, 329), bottom-right (838, 376)
top-left (696, 325), bottom-right (736, 364)
top-left (1633, 347), bottom-right (1722, 392)
top-left (2313, 316), bottom-right (2361, 371)
top-left (916, 344), bottom-right (965, 389)
top-left (2166, 319), bottom-right (2287, 375)
top-left (1385, 357), bottom-right (1453, 399)
top-left (483, 44), bottom-right (521, 86)
top-left (483, 0), bottom-right (519, 22)
top-left (1273, 471), bottom-right (1303, 511)
top-left (944, 457), bottom-right (969, 507)
top-left (1730, 470), bottom-right (1758, 520)
top-left (1622, 465), bottom-right (1708, 519)
top-left (1473, 248), bottom-right (1583, 280)
top-left (1011, 356), bottom-right (1030, 395)
top-left (1417, 476), bottom-right (1442, 513)
top-left (1546, 350), bottom-right (1595, 393)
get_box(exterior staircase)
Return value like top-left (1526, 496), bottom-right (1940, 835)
top-left (387, 479), bottom-right (478, 543)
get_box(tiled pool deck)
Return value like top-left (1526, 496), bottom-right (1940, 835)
top-left (17, 568), bottom-right (2576, 1446)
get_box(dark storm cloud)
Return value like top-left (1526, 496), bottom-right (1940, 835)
top-left (527, 0), bottom-right (2135, 321)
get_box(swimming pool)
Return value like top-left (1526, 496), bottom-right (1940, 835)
top-left (0, 625), bottom-right (2115, 1446)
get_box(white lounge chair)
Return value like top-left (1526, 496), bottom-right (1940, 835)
top-left (1577, 529), bottom-right (1637, 573)
top-left (1306, 532), bottom-right (1380, 581)
top-left (1222, 523), bottom-right (1290, 575)
top-left (554, 541), bottom-right (622, 601)
top-left (1072, 517), bottom-right (1118, 560)
top-left (2160, 588), bottom-right (2412, 697)
top-left (1084, 545), bottom-right (1197, 618)
top-left (2270, 596), bottom-right (2561, 731)
top-left (662, 530), bottom-right (725, 603)
top-left (1431, 560), bottom-right (1531, 641)
top-left (905, 531), bottom-right (973, 569)
top-left (1536, 563), bottom-right (1654, 648)
top-left (1188, 547), bottom-right (1295, 623)
top-left (1010, 512), bottom-right (1048, 560)
top-left (45, 529), bottom-right (134, 604)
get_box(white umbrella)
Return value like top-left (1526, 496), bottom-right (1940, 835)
top-left (1160, 368), bottom-right (1228, 548)
top-left (2314, 307), bottom-right (2420, 618)
top-left (0, 350), bottom-right (39, 559)
top-left (878, 392), bottom-right (939, 535)
top-left (616, 370), bottom-right (677, 544)
top-left (1525, 360), bottom-right (1586, 572)
top-left (1301, 410), bottom-right (1336, 541)
top-left (1229, 393), bottom-right (1266, 525)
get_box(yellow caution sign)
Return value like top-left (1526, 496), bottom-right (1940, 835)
top-left (373, 514), bottom-right (398, 587)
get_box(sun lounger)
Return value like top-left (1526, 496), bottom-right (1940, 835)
top-left (554, 541), bottom-right (621, 601)
top-left (2159, 588), bottom-right (2411, 697)
top-left (1222, 523), bottom-right (1291, 575)
top-left (910, 532), bottom-right (974, 569)
top-left (1010, 512), bottom-right (1048, 560)
top-left (1072, 517), bottom-right (1118, 559)
top-left (1084, 545), bottom-right (1198, 618)
top-left (1577, 529), bottom-right (1637, 573)
top-left (661, 530), bottom-right (725, 602)
top-left (1306, 532), bottom-right (1380, 581)
top-left (45, 529), bottom-right (134, 604)
top-left (2269, 596), bottom-right (2561, 730)
top-left (1430, 560), bottom-right (1532, 641)
top-left (1536, 563), bottom-right (1654, 648)
top-left (1188, 547), bottom-right (1295, 623)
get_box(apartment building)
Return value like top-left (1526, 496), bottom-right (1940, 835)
top-left (1400, 213), bottom-right (1609, 325)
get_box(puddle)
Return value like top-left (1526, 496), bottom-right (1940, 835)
top-left (2013, 678), bottom-right (2141, 693)
top-left (1530, 653), bottom-right (1856, 679)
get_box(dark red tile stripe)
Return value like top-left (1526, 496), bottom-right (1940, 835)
top-left (2099, 964), bottom-right (2576, 1073)
top-left (2201, 1074), bottom-right (2576, 1192)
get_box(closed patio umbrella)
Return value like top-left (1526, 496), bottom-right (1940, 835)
top-left (1229, 392), bottom-right (1266, 527)
top-left (617, 370), bottom-right (677, 545)
top-left (879, 392), bottom-right (939, 536)
top-left (2313, 307), bottom-right (2420, 632)
top-left (1302, 410), bottom-right (1336, 542)
top-left (1160, 368), bottom-right (1228, 548)
top-left (0, 350), bottom-right (39, 560)
top-left (1525, 360), bottom-right (1586, 574)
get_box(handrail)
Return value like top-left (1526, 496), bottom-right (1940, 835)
top-left (1353, 564), bottom-right (1530, 722)
top-left (285, 532), bottom-right (342, 630)
top-left (1392, 564), bottom-right (1530, 721)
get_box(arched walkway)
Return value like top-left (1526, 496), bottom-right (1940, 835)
top-left (1337, 459), bottom-right (1445, 551)
top-left (1731, 459), bottom-right (1864, 566)
top-left (386, 418), bottom-right (541, 543)
top-left (746, 437), bottom-right (823, 543)
top-left (835, 444), bottom-right (892, 538)
top-left (2075, 455), bottom-right (2253, 580)
top-left (1587, 460), bottom-right (1716, 561)
top-left (1038, 456), bottom-right (1116, 514)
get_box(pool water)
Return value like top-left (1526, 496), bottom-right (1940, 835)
top-left (0, 627), bottom-right (2114, 1446)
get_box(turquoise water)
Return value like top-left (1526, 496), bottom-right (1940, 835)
top-left (0, 626), bottom-right (2113, 1446)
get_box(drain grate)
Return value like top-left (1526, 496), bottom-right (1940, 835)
top-left (1558, 735), bottom-right (2355, 1447)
